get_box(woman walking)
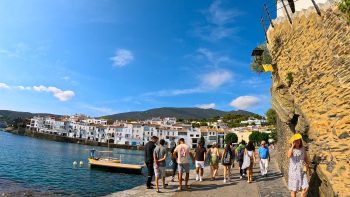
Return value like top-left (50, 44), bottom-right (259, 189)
top-left (242, 141), bottom-right (256, 183)
top-left (208, 142), bottom-right (219, 180)
top-left (221, 144), bottom-right (233, 183)
top-left (288, 134), bottom-right (309, 197)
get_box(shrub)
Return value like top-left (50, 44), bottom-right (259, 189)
top-left (266, 108), bottom-right (277, 125)
top-left (250, 44), bottom-right (272, 73)
top-left (286, 72), bottom-right (293, 87)
top-left (224, 133), bottom-right (238, 145)
top-left (339, 0), bottom-right (350, 23)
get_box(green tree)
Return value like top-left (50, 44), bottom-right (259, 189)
top-left (224, 133), bottom-right (238, 145)
top-left (339, 0), bottom-right (350, 23)
top-left (266, 108), bottom-right (277, 125)
top-left (250, 44), bottom-right (272, 73)
top-left (249, 131), bottom-right (261, 145)
top-left (199, 136), bottom-right (205, 146)
top-left (260, 132), bottom-right (269, 143)
top-left (270, 129), bottom-right (278, 142)
top-left (200, 122), bottom-right (208, 126)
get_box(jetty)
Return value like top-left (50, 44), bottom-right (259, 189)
top-left (88, 158), bottom-right (143, 174)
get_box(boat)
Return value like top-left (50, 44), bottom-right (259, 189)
top-left (87, 136), bottom-right (144, 174)
top-left (88, 157), bottom-right (143, 174)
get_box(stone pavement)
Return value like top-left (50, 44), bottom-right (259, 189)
top-left (106, 150), bottom-right (290, 197)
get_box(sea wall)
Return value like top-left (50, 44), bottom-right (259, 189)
top-left (5, 128), bottom-right (143, 150)
top-left (267, 5), bottom-right (350, 197)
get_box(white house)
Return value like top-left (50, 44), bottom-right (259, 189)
top-left (276, 0), bottom-right (336, 19)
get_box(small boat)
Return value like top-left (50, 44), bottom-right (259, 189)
top-left (87, 138), bottom-right (143, 174)
top-left (88, 157), bottom-right (143, 174)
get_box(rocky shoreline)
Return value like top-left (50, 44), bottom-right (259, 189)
top-left (3, 127), bottom-right (144, 150)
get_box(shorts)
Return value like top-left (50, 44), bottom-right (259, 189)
top-left (154, 166), bottom-right (166, 178)
top-left (178, 163), bottom-right (190, 173)
top-left (195, 161), bottom-right (205, 169)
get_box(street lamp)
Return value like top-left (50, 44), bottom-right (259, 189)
top-left (251, 47), bottom-right (264, 57)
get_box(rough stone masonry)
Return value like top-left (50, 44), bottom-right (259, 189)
top-left (266, 4), bottom-right (350, 197)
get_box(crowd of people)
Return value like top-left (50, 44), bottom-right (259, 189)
top-left (144, 133), bottom-right (310, 197)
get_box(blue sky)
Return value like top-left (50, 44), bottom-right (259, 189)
top-left (0, 0), bottom-right (274, 116)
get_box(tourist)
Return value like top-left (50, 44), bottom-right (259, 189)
top-left (236, 140), bottom-right (247, 179)
top-left (194, 142), bottom-right (206, 182)
top-left (208, 142), bottom-right (219, 180)
top-left (221, 144), bottom-right (233, 183)
top-left (230, 143), bottom-right (237, 169)
top-left (258, 140), bottom-right (270, 177)
top-left (173, 138), bottom-right (193, 191)
top-left (242, 141), bottom-right (256, 183)
top-left (153, 139), bottom-right (167, 193)
top-left (144, 136), bottom-right (159, 189)
top-left (170, 141), bottom-right (178, 182)
top-left (288, 133), bottom-right (309, 197)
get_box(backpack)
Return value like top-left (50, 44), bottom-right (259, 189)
top-left (223, 151), bottom-right (231, 165)
top-left (237, 148), bottom-right (244, 161)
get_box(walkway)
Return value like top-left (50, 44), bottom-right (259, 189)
top-left (106, 150), bottom-right (290, 197)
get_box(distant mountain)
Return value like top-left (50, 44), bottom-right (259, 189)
top-left (102, 107), bottom-right (259, 120)
top-left (0, 110), bottom-right (60, 123)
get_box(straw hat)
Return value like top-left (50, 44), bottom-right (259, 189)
top-left (289, 133), bottom-right (302, 144)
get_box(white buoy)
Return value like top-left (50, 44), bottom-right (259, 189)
top-left (79, 161), bottom-right (84, 167)
top-left (73, 161), bottom-right (77, 167)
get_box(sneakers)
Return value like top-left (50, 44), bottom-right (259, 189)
top-left (199, 177), bottom-right (203, 182)
top-left (196, 175), bottom-right (199, 181)
top-left (239, 176), bottom-right (243, 180)
top-left (223, 179), bottom-right (227, 183)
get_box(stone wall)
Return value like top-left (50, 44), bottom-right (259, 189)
top-left (267, 5), bottom-right (350, 197)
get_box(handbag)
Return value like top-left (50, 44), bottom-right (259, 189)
top-left (241, 151), bottom-right (251, 170)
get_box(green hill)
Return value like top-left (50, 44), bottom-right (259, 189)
top-left (0, 110), bottom-right (60, 123)
top-left (102, 107), bottom-right (258, 120)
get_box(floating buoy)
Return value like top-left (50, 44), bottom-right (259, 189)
top-left (73, 161), bottom-right (77, 167)
top-left (79, 161), bottom-right (84, 167)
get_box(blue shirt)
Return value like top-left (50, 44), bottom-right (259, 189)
top-left (258, 146), bottom-right (269, 159)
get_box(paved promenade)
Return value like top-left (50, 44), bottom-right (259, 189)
top-left (106, 150), bottom-right (290, 197)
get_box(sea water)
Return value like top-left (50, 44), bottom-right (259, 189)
top-left (0, 130), bottom-right (146, 196)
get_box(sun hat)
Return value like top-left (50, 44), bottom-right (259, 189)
top-left (289, 133), bottom-right (302, 144)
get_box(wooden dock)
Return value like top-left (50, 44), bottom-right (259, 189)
top-left (88, 158), bottom-right (143, 174)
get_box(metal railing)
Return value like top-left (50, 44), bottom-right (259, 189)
top-left (260, 0), bottom-right (322, 43)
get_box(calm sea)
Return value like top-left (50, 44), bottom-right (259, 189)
top-left (0, 130), bottom-right (148, 196)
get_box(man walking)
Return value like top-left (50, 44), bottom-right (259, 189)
top-left (153, 139), bottom-right (167, 193)
top-left (194, 142), bottom-right (206, 182)
top-left (144, 136), bottom-right (158, 189)
top-left (173, 138), bottom-right (193, 191)
top-left (170, 141), bottom-right (178, 182)
top-left (258, 140), bottom-right (270, 177)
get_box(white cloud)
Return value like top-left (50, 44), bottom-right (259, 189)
top-left (33, 85), bottom-right (75, 101)
top-left (200, 69), bottom-right (232, 89)
top-left (111, 49), bottom-right (134, 67)
top-left (196, 103), bottom-right (216, 109)
top-left (230, 96), bottom-right (260, 110)
top-left (86, 106), bottom-right (115, 115)
top-left (197, 48), bottom-right (230, 67)
top-left (142, 88), bottom-right (203, 97)
top-left (0, 83), bottom-right (10, 89)
top-left (16, 86), bottom-right (31, 90)
top-left (195, 0), bottom-right (242, 41)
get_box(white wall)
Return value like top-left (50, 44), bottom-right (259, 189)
top-left (276, 0), bottom-right (334, 18)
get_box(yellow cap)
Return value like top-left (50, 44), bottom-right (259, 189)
top-left (289, 133), bottom-right (302, 144)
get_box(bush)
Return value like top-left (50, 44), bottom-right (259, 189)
top-left (249, 131), bottom-right (269, 145)
top-left (339, 0), bottom-right (350, 23)
top-left (224, 133), bottom-right (238, 145)
top-left (266, 108), bottom-right (277, 125)
top-left (250, 44), bottom-right (272, 73)
top-left (286, 72), bottom-right (293, 87)
top-left (199, 136), bottom-right (205, 146)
